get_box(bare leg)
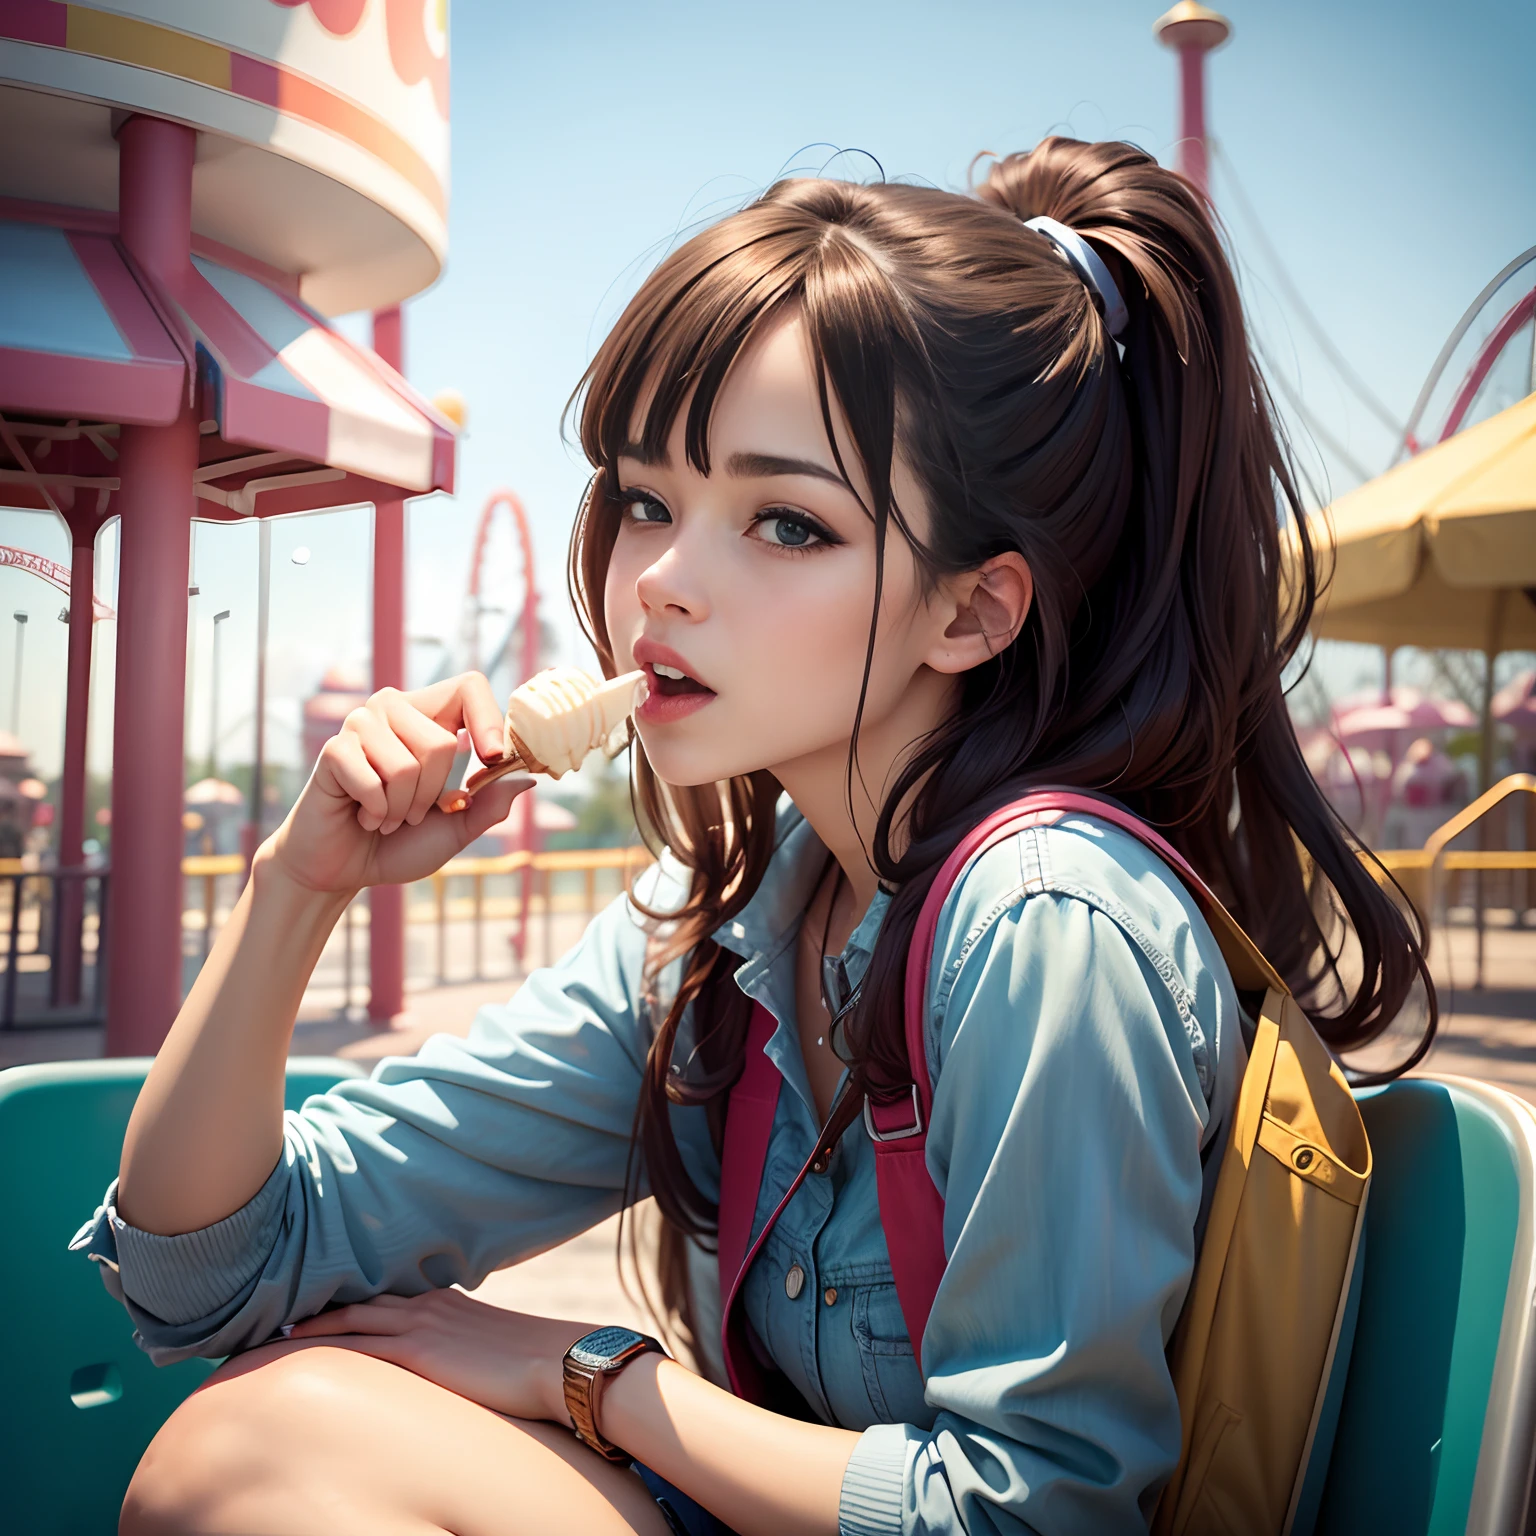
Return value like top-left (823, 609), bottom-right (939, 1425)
top-left (121, 1339), bottom-right (675, 1536)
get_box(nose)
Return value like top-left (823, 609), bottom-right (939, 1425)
top-left (634, 534), bottom-right (710, 622)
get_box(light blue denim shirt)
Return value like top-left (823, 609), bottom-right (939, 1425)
top-left (72, 796), bottom-right (1239, 1535)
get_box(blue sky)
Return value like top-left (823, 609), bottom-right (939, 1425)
top-left (2, 0), bottom-right (1533, 779)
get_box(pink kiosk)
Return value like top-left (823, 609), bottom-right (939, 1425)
top-left (0, 1), bottom-right (456, 1053)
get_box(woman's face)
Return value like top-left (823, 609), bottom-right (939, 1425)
top-left (603, 309), bottom-right (955, 793)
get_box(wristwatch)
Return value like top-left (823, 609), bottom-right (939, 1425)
top-left (561, 1325), bottom-right (665, 1461)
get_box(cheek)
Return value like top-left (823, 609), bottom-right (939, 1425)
top-left (602, 544), bottom-right (643, 644)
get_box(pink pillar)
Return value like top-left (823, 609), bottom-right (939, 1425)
top-left (513, 504), bottom-right (539, 968)
top-left (105, 115), bottom-right (199, 1056)
top-left (369, 304), bottom-right (406, 1023)
top-left (54, 507), bottom-right (105, 1007)
top-left (1154, 5), bottom-right (1230, 199)
top-left (1176, 45), bottom-right (1211, 195)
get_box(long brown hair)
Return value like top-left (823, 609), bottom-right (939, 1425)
top-left (564, 137), bottom-right (1432, 1347)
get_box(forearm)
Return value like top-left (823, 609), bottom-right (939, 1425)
top-left (117, 846), bottom-right (352, 1236)
top-left (599, 1354), bottom-right (858, 1536)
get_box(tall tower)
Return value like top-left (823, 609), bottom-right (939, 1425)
top-left (1153, 2), bottom-right (1232, 197)
top-left (0, 2), bottom-right (456, 1050)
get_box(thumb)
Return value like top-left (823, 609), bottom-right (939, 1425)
top-left (456, 775), bottom-right (536, 846)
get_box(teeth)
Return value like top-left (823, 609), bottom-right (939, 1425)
top-left (653, 663), bottom-right (688, 680)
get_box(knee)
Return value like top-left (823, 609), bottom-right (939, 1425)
top-left (120, 1344), bottom-right (377, 1534)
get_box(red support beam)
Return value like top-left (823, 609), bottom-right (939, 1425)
top-left (54, 506), bottom-right (107, 1007)
top-left (105, 114), bottom-right (199, 1055)
top-left (369, 304), bottom-right (406, 1023)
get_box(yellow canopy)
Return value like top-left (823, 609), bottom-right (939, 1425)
top-left (1302, 391), bottom-right (1536, 652)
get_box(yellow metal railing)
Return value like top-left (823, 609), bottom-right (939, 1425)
top-left (7, 786), bottom-right (1524, 1000)
top-left (1371, 773), bottom-right (1536, 986)
top-left (3, 846), bottom-right (661, 992)
top-left (424, 845), bottom-right (656, 981)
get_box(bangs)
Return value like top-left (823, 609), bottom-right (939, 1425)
top-left (572, 187), bottom-right (927, 530)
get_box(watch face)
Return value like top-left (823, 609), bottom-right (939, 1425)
top-left (569, 1326), bottom-right (646, 1370)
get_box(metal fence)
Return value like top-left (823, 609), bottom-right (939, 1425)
top-left (1373, 772), bottom-right (1536, 985)
top-left (421, 845), bottom-right (657, 986)
top-left (0, 862), bottom-right (109, 1029)
top-left (0, 845), bottom-right (659, 1029)
top-left (10, 781), bottom-right (1527, 1026)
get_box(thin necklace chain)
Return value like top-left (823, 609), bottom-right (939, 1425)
top-left (801, 852), bottom-right (844, 1049)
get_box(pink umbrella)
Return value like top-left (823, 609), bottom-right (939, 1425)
top-left (1334, 692), bottom-right (1476, 745)
top-left (185, 777), bottom-right (246, 807)
top-left (1493, 669), bottom-right (1536, 731)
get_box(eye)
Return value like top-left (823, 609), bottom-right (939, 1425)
top-left (751, 508), bottom-right (837, 553)
top-left (619, 490), bottom-right (671, 525)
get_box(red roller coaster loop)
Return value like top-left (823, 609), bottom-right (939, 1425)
top-left (0, 546), bottom-right (114, 620)
top-left (461, 488), bottom-right (538, 685)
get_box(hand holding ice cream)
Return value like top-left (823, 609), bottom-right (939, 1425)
top-left (438, 667), bottom-right (648, 812)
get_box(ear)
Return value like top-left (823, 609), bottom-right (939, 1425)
top-left (927, 553), bottom-right (1033, 674)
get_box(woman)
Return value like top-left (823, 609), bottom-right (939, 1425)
top-left (77, 138), bottom-right (1426, 1535)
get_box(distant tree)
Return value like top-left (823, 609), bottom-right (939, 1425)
top-left (548, 750), bottom-right (639, 850)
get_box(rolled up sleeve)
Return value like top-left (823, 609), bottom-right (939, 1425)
top-left (839, 889), bottom-right (1217, 1536)
top-left (69, 880), bottom-right (700, 1365)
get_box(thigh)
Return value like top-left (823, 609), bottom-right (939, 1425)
top-left (123, 1338), bottom-right (675, 1536)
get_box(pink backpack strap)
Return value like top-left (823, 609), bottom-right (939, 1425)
top-left (718, 790), bottom-right (1209, 1395)
top-left (874, 789), bottom-right (1219, 1366)
top-left (719, 1001), bottom-right (849, 1401)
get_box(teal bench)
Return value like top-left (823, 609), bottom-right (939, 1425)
top-left (1313, 1076), bottom-right (1536, 1536)
top-left (0, 1056), bottom-right (364, 1534)
top-left (3, 1061), bottom-right (1534, 1534)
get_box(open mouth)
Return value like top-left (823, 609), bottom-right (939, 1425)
top-left (647, 663), bottom-right (715, 697)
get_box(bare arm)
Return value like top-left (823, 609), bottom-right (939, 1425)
top-left (602, 1354), bottom-right (856, 1536)
top-left (116, 674), bottom-right (527, 1237)
top-left (115, 859), bottom-right (350, 1234)
top-left (287, 1295), bottom-right (857, 1536)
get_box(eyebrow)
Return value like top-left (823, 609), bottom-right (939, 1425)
top-left (617, 444), bottom-right (848, 488)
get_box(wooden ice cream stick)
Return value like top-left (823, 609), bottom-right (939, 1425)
top-left (436, 668), bottom-right (645, 814)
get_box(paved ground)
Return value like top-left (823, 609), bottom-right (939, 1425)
top-left (1413, 921), bottom-right (1536, 1106)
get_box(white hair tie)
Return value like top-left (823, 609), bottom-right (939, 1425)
top-left (1023, 216), bottom-right (1129, 340)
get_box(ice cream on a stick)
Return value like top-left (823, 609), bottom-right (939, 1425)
top-left (438, 667), bottom-right (647, 812)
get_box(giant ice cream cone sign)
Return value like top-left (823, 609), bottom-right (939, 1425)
top-left (0, 0), bottom-right (451, 313)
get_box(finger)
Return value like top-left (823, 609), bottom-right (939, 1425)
top-left (438, 755), bottom-right (534, 815)
top-left (407, 672), bottom-right (507, 767)
top-left (456, 776), bottom-right (533, 843)
top-left (453, 671), bottom-right (510, 766)
top-left (318, 731), bottom-right (389, 826)
top-left (375, 691), bottom-right (461, 827)
top-left (368, 777), bottom-right (531, 883)
top-left (436, 764), bottom-right (531, 826)
top-left (287, 1301), bottom-right (413, 1338)
top-left (348, 706), bottom-right (422, 835)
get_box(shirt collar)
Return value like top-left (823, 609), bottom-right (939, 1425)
top-left (709, 794), bottom-right (891, 976)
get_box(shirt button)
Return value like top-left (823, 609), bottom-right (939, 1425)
top-left (823, 1286), bottom-right (838, 1306)
top-left (784, 1264), bottom-right (805, 1300)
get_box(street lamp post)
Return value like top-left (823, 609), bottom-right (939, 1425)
top-left (208, 609), bottom-right (231, 779)
top-left (1153, 2), bottom-right (1231, 198)
top-left (10, 610), bottom-right (26, 737)
top-left (244, 520), bottom-right (271, 863)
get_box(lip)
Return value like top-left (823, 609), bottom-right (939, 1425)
top-left (633, 637), bottom-right (712, 690)
top-left (632, 636), bottom-right (716, 725)
top-left (637, 686), bottom-right (716, 725)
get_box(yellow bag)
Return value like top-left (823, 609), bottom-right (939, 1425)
top-left (1154, 896), bottom-right (1371, 1536)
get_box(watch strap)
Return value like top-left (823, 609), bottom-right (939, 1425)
top-left (562, 1329), bottom-right (664, 1461)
